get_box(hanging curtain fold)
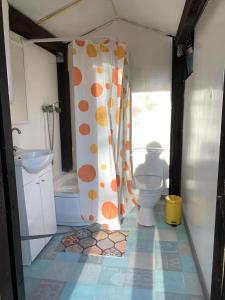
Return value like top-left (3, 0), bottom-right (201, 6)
top-left (70, 39), bottom-right (136, 229)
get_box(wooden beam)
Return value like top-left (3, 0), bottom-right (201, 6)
top-left (57, 49), bottom-right (73, 172)
top-left (175, 0), bottom-right (208, 45)
top-left (170, 0), bottom-right (209, 194)
top-left (169, 40), bottom-right (186, 195)
top-left (8, 5), bottom-right (73, 171)
top-left (211, 74), bottom-right (225, 300)
top-left (8, 5), bottom-right (65, 55)
top-left (0, 1), bottom-right (24, 298)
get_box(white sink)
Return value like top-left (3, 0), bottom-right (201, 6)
top-left (14, 149), bottom-right (53, 173)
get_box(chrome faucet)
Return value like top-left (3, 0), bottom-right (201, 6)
top-left (11, 127), bottom-right (21, 152)
top-left (11, 127), bottom-right (22, 134)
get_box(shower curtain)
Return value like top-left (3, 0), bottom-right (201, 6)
top-left (71, 39), bottom-right (135, 229)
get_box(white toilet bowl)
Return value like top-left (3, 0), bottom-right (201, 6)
top-left (132, 174), bottom-right (163, 226)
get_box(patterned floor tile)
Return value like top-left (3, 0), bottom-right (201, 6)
top-left (128, 252), bottom-right (154, 270)
top-left (179, 241), bottom-right (192, 256)
top-left (154, 292), bottom-right (190, 299)
top-left (78, 253), bottom-right (104, 264)
top-left (127, 287), bottom-right (153, 299)
top-left (176, 229), bottom-right (188, 241)
top-left (59, 283), bottom-right (94, 300)
top-left (74, 263), bottom-right (102, 284)
top-left (188, 296), bottom-right (205, 300)
top-left (154, 271), bottom-right (186, 294)
top-left (184, 273), bottom-right (203, 296)
top-left (38, 240), bottom-right (62, 260)
top-left (125, 268), bottom-right (153, 289)
top-left (24, 277), bottom-right (39, 298)
top-left (54, 252), bottom-right (81, 262)
top-left (60, 284), bottom-right (151, 300)
top-left (155, 229), bottom-right (177, 242)
top-left (23, 260), bottom-right (52, 279)
top-left (181, 256), bottom-right (197, 272)
top-left (23, 203), bottom-right (204, 300)
top-left (27, 279), bottom-right (65, 300)
top-left (127, 238), bottom-right (154, 253)
top-left (155, 241), bottom-right (179, 254)
top-left (155, 253), bottom-right (181, 271)
top-left (98, 266), bottom-right (127, 287)
top-left (61, 228), bottom-right (128, 257)
top-left (41, 260), bottom-right (78, 282)
top-left (102, 255), bottom-right (129, 268)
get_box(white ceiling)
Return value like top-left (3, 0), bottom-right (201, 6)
top-left (9, 0), bottom-right (186, 37)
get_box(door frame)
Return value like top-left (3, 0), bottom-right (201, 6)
top-left (211, 73), bottom-right (225, 300)
top-left (0, 1), bottom-right (24, 299)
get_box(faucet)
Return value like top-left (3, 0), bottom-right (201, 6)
top-left (11, 127), bottom-right (21, 152)
top-left (12, 127), bottom-right (21, 134)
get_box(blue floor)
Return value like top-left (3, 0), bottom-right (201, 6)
top-left (24, 202), bottom-right (204, 299)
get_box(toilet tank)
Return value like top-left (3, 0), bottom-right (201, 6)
top-left (132, 147), bottom-right (164, 179)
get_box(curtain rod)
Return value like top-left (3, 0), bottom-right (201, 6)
top-left (23, 36), bottom-right (119, 44)
top-left (23, 18), bottom-right (171, 45)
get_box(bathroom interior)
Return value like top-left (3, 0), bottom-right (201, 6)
top-left (1, 0), bottom-right (225, 299)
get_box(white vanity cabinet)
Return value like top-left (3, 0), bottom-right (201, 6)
top-left (15, 164), bottom-right (57, 265)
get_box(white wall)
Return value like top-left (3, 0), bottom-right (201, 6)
top-left (182, 0), bottom-right (225, 294)
top-left (11, 42), bottom-right (62, 177)
top-left (87, 20), bottom-right (172, 188)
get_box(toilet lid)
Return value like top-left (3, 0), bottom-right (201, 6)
top-left (134, 175), bottom-right (163, 191)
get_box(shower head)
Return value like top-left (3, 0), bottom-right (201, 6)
top-left (42, 103), bottom-right (61, 113)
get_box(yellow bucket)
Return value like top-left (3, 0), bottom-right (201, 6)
top-left (165, 195), bottom-right (182, 226)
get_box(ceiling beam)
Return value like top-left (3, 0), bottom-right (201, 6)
top-left (37, 0), bottom-right (82, 25)
top-left (175, 0), bottom-right (208, 45)
top-left (8, 5), bottom-right (65, 56)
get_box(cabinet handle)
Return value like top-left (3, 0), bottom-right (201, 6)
top-left (36, 182), bottom-right (40, 185)
top-left (41, 180), bottom-right (45, 182)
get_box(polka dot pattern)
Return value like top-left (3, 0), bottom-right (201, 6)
top-left (96, 67), bottom-right (103, 73)
top-left (115, 46), bottom-right (126, 59)
top-left (105, 83), bottom-right (110, 90)
top-left (120, 203), bottom-right (125, 215)
top-left (87, 44), bottom-right (97, 57)
top-left (102, 202), bottom-right (118, 219)
top-left (125, 141), bottom-right (131, 150)
top-left (79, 123), bottom-right (90, 135)
top-left (73, 40), bottom-right (132, 229)
top-left (111, 179), bottom-right (118, 192)
top-left (75, 40), bottom-right (85, 47)
top-left (89, 215), bottom-right (95, 222)
top-left (100, 182), bottom-right (105, 188)
top-left (101, 164), bottom-right (107, 171)
top-left (90, 144), bottom-right (98, 154)
top-left (88, 190), bottom-right (98, 200)
top-left (108, 97), bottom-right (114, 108)
top-left (100, 43), bottom-right (109, 52)
top-left (78, 100), bottom-right (89, 112)
top-left (95, 106), bottom-right (108, 126)
top-left (91, 83), bottom-right (103, 97)
top-left (74, 66), bottom-right (82, 86)
top-left (116, 108), bottom-right (120, 125)
top-left (78, 165), bottom-right (96, 182)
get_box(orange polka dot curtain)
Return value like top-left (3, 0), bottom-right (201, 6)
top-left (70, 39), bottom-right (136, 229)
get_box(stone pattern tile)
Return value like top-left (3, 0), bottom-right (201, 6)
top-left (60, 227), bottom-right (128, 257)
top-left (24, 201), bottom-right (204, 300)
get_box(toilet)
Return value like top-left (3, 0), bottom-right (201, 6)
top-left (132, 174), bottom-right (163, 226)
top-left (132, 147), bottom-right (165, 226)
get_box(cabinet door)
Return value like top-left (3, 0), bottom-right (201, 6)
top-left (24, 181), bottom-right (45, 262)
top-left (40, 170), bottom-right (57, 240)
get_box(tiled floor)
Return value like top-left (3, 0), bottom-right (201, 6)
top-left (24, 201), bottom-right (204, 300)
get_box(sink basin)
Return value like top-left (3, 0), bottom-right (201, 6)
top-left (14, 149), bottom-right (53, 173)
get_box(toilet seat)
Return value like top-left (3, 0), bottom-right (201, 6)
top-left (133, 174), bottom-right (163, 192)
